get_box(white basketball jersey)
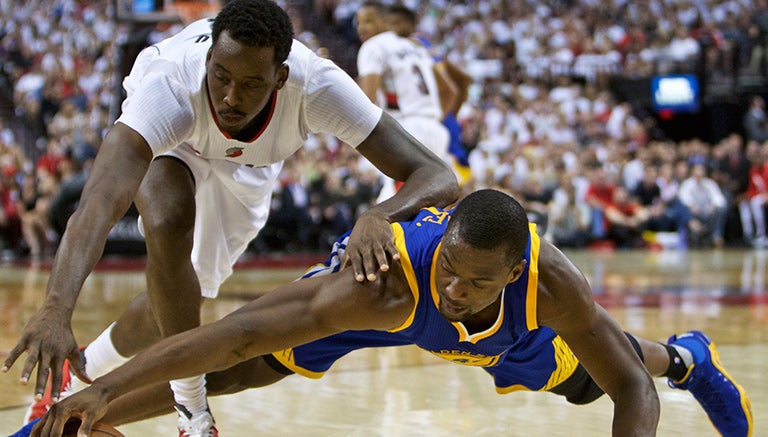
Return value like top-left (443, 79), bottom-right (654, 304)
top-left (117, 18), bottom-right (382, 167)
top-left (357, 31), bottom-right (442, 120)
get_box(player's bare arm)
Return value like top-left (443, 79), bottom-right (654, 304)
top-left (536, 239), bottom-right (660, 436)
top-left (344, 113), bottom-right (458, 281)
top-left (442, 60), bottom-right (472, 112)
top-left (357, 73), bottom-right (383, 105)
top-left (432, 62), bottom-right (461, 118)
top-left (31, 265), bottom-right (414, 437)
top-left (3, 122), bottom-right (154, 401)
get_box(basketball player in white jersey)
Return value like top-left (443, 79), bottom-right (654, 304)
top-left (2, 1), bottom-right (458, 436)
top-left (355, 2), bottom-right (452, 202)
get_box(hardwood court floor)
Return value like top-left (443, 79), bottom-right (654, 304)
top-left (0, 248), bottom-right (765, 436)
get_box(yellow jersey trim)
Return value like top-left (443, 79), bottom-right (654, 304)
top-left (525, 223), bottom-right (540, 331)
top-left (541, 336), bottom-right (579, 390)
top-left (388, 222), bottom-right (419, 333)
top-left (494, 336), bottom-right (579, 394)
top-left (270, 349), bottom-right (325, 379)
top-left (495, 383), bottom-right (532, 394)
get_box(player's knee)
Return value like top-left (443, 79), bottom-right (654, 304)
top-left (139, 205), bottom-right (195, 243)
top-left (206, 355), bottom-right (290, 395)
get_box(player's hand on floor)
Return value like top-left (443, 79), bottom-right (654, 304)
top-left (342, 211), bottom-right (399, 282)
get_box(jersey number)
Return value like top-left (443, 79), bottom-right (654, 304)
top-left (422, 211), bottom-right (449, 225)
top-left (411, 64), bottom-right (429, 96)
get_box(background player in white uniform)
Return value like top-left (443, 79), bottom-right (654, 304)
top-left (3, 1), bottom-right (458, 435)
top-left (388, 5), bottom-right (474, 187)
top-left (355, 2), bottom-right (452, 202)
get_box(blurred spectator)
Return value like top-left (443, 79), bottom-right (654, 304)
top-left (604, 185), bottom-right (650, 249)
top-left (18, 169), bottom-right (58, 258)
top-left (0, 168), bottom-right (22, 255)
top-left (47, 144), bottom-right (95, 238)
top-left (36, 138), bottom-right (67, 178)
top-left (519, 175), bottom-right (552, 234)
top-left (643, 163), bottom-right (692, 247)
top-left (738, 141), bottom-right (768, 247)
top-left (47, 98), bottom-right (89, 140)
top-left (545, 180), bottom-right (590, 248)
top-left (678, 163), bottom-right (728, 248)
top-left (743, 95), bottom-right (768, 144)
top-left (257, 167), bottom-right (316, 253)
top-left (584, 166), bottom-right (617, 239)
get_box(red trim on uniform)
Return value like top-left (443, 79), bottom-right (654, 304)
top-left (248, 90), bottom-right (278, 142)
top-left (385, 92), bottom-right (399, 110)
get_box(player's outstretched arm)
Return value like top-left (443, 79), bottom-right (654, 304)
top-left (30, 266), bottom-right (412, 437)
top-left (3, 122), bottom-right (153, 401)
top-left (344, 112), bottom-right (458, 282)
top-left (536, 240), bottom-right (660, 436)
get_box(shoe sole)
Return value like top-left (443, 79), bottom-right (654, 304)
top-left (706, 341), bottom-right (753, 437)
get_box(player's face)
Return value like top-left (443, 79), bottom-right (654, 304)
top-left (434, 235), bottom-right (524, 323)
top-left (206, 31), bottom-right (289, 136)
top-left (388, 15), bottom-right (414, 38)
top-left (355, 7), bottom-right (387, 42)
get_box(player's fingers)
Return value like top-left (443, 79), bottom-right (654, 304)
top-left (34, 412), bottom-right (56, 437)
top-left (69, 351), bottom-right (91, 385)
top-left (384, 239), bottom-right (400, 261)
top-left (2, 342), bottom-right (27, 373)
top-left (48, 357), bottom-right (66, 401)
top-left (339, 251), bottom-right (350, 270)
top-left (346, 251), bottom-right (366, 282)
top-left (34, 363), bottom-right (50, 400)
top-left (362, 251), bottom-right (378, 282)
top-left (46, 413), bottom-right (67, 437)
top-left (77, 416), bottom-right (95, 437)
top-left (372, 243), bottom-right (389, 273)
top-left (20, 347), bottom-right (41, 385)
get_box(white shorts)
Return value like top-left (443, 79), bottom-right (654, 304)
top-left (377, 115), bottom-right (450, 203)
top-left (139, 144), bottom-right (283, 298)
top-left (396, 115), bottom-right (450, 163)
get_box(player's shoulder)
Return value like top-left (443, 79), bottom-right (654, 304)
top-left (535, 238), bottom-right (594, 316)
top-left (361, 31), bottom-right (401, 50)
top-left (285, 39), bottom-right (339, 78)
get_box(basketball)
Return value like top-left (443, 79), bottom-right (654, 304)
top-left (62, 421), bottom-right (125, 437)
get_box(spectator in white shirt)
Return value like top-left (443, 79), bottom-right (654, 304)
top-left (678, 163), bottom-right (728, 247)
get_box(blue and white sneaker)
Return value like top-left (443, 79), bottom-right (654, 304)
top-left (7, 417), bottom-right (39, 437)
top-left (667, 331), bottom-right (753, 437)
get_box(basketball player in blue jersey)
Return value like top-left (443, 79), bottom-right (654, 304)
top-left (2, 0), bottom-right (458, 435)
top-left (18, 189), bottom-right (752, 437)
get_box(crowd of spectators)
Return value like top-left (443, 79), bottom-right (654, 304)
top-left (1, 0), bottom-right (768, 260)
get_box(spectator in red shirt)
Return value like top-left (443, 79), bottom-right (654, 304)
top-left (584, 166), bottom-right (617, 239)
top-left (739, 141), bottom-right (768, 247)
top-left (604, 185), bottom-right (650, 248)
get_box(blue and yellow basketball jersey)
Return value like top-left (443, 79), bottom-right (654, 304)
top-left (273, 206), bottom-right (579, 393)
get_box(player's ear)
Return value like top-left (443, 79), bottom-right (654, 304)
top-left (275, 64), bottom-right (289, 89)
top-left (206, 47), bottom-right (213, 63)
top-left (506, 260), bottom-right (527, 283)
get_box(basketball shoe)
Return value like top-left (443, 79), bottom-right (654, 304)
top-left (176, 404), bottom-right (219, 437)
top-left (667, 331), bottom-right (753, 437)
